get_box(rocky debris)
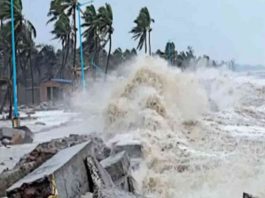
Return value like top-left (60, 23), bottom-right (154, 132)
top-left (1, 134), bottom-right (144, 198)
top-left (108, 135), bottom-right (143, 172)
top-left (86, 155), bottom-right (141, 198)
top-left (34, 121), bottom-right (46, 126)
top-left (113, 143), bottom-right (143, 159)
top-left (6, 142), bottom-right (94, 198)
top-left (0, 134), bottom-right (105, 197)
top-left (0, 126), bottom-right (33, 146)
top-left (100, 151), bottom-right (136, 193)
top-left (82, 185), bottom-right (142, 198)
top-left (24, 108), bottom-right (36, 119)
top-left (95, 188), bottom-right (144, 198)
top-left (87, 135), bottom-right (111, 162)
top-left (101, 152), bottom-right (130, 183)
top-left (108, 135), bottom-right (143, 159)
top-left (243, 192), bottom-right (258, 198)
top-left (86, 156), bottom-right (115, 193)
top-left (34, 102), bottom-right (59, 111)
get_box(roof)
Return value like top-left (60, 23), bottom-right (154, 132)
top-left (50, 78), bottom-right (73, 84)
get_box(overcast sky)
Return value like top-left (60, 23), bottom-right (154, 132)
top-left (22, 0), bottom-right (265, 65)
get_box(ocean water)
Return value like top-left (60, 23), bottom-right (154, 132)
top-left (72, 56), bottom-right (265, 198)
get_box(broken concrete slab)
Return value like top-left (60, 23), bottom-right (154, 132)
top-left (0, 134), bottom-right (93, 197)
top-left (6, 141), bottom-right (94, 198)
top-left (108, 134), bottom-right (143, 159)
top-left (101, 151), bottom-right (130, 183)
top-left (113, 143), bottom-right (143, 159)
top-left (100, 151), bottom-right (136, 193)
top-left (90, 135), bottom-right (111, 162)
top-left (85, 155), bottom-right (142, 198)
top-left (86, 156), bottom-right (114, 190)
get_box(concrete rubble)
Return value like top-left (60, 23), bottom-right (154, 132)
top-left (7, 142), bottom-right (94, 197)
top-left (108, 134), bottom-right (143, 171)
top-left (101, 151), bottom-right (135, 193)
top-left (0, 126), bottom-right (33, 146)
top-left (0, 134), bottom-right (94, 196)
top-left (0, 133), bottom-right (145, 198)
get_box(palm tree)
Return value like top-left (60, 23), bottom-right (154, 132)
top-left (48, 0), bottom-right (78, 77)
top-left (82, 5), bottom-right (100, 71)
top-left (98, 3), bottom-right (113, 77)
top-left (0, 0), bottom-right (36, 107)
top-left (165, 42), bottom-right (176, 64)
top-left (51, 13), bottom-right (71, 78)
top-left (130, 7), bottom-right (154, 55)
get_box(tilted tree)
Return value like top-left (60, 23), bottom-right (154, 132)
top-left (130, 7), bottom-right (154, 55)
top-left (98, 3), bottom-right (114, 77)
top-left (48, 0), bottom-right (78, 77)
top-left (51, 13), bottom-right (71, 78)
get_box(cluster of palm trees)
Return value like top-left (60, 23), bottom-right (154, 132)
top-left (0, 0), bottom-right (37, 113)
top-left (47, 1), bottom-right (155, 77)
top-left (0, 0), bottom-right (221, 113)
top-left (47, 1), bottom-right (116, 78)
top-left (0, 0), bottom-right (156, 83)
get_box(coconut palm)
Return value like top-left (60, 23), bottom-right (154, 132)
top-left (82, 5), bottom-right (100, 60)
top-left (48, 0), bottom-right (78, 75)
top-left (130, 7), bottom-right (154, 55)
top-left (82, 4), bottom-right (114, 77)
top-left (0, 0), bottom-right (36, 111)
top-left (98, 3), bottom-right (113, 77)
top-left (51, 13), bottom-right (71, 78)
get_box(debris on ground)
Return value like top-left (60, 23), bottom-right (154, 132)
top-left (0, 134), bottom-right (93, 196)
top-left (108, 134), bottom-right (143, 159)
top-left (6, 142), bottom-right (93, 198)
top-left (0, 133), bottom-right (144, 197)
top-left (243, 192), bottom-right (258, 198)
top-left (0, 126), bottom-right (33, 146)
top-left (34, 121), bottom-right (46, 126)
top-left (101, 151), bottom-right (135, 192)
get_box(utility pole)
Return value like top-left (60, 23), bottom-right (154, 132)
top-left (76, 0), bottom-right (93, 90)
top-left (77, 3), bottom-right (86, 90)
top-left (10, 0), bottom-right (20, 127)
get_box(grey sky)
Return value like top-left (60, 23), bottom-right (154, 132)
top-left (22, 0), bottom-right (265, 65)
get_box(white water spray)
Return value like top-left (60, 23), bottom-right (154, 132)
top-left (71, 56), bottom-right (265, 198)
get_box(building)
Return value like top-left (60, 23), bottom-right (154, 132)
top-left (39, 79), bottom-right (73, 103)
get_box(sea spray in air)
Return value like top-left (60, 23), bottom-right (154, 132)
top-left (70, 56), bottom-right (265, 198)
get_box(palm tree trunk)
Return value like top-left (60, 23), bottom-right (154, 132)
top-left (0, 87), bottom-right (9, 114)
top-left (144, 32), bottom-right (147, 54)
top-left (72, 6), bottom-right (77, 79)
top-left (29, 49), bottom-right (34, 104)
top-left (18, 55), bottom-right (28, 105)
top-left (148, 30), bottom-right (151, 56)
top-left (105, 34), bottom-right (112, 79)
top-left (64, 36), bottom-right (70, 65)
top-left (9, 64), bottom-right (13, 119)
top-left (64, 36), bottom-right (70, 76)
top-left (60, 43), bottom-right (65, 78)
